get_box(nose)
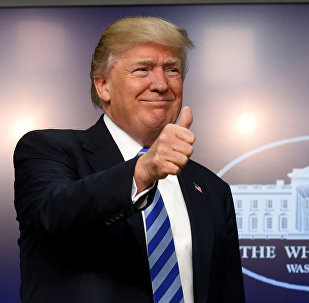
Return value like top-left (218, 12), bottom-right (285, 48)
top-left (149, 68), bottom-right (169, 93)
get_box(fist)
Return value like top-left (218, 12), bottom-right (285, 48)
top-left (135, 107), bottom-right (195, 192)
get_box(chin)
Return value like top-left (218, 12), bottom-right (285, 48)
top-left (144, 118), bottom-right (170, 132)
top-left (148, 109), bottom-right (178, 126)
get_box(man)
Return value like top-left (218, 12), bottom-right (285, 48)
top-left (14, 17), bottom-right (245, 303)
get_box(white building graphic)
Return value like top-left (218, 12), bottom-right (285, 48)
top-left (230, 166), bottom-right (309, 239)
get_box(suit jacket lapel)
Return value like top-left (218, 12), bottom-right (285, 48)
top-left (82, 115), bottom-right (124, 172)
top-left (81, 115), bottom-right (148, 262)
top-left (178, 162), bottom-right (214, 303)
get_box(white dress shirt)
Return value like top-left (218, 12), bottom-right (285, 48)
top-left (104, 114), bottom-right (194, 303)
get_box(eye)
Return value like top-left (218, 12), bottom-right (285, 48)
top-left (166, 67), bottom-right (181, 77)
top-left (132, 67), bottom-right (149, 77)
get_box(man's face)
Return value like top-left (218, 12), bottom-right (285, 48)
top-left (96, 42), bottom-right (183, 146)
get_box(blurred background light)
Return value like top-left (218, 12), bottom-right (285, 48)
top-left (12, 117), bottom-right (34, 140)
top-left (236, 114), bottom-right (256, 134)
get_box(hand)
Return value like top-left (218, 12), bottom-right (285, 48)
top-left (134, 106), bottom-right (195, 192)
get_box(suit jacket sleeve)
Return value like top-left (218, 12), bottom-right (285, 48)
top-left (14, 129), bottom-right (143, 244)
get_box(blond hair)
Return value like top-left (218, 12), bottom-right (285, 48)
top-left (90, 16), bottom-right (194, 108)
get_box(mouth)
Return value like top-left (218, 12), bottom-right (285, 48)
top-left (140, 100), bottom-right (174, 108)
top-left (140, 99), bottom-right (174, 103)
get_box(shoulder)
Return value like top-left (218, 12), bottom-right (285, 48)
top-left (13, 129), bottom-right (85, 165)
top-left (15, 128), bottom-right (83, 149)
top-left (18, 128), bottom-right (80, 142)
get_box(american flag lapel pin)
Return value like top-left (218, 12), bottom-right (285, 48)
top-left (194, 182), bottom-right (202, 194)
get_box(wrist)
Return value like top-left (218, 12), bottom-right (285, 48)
top-left (134, 156), bottom-right (155, 194)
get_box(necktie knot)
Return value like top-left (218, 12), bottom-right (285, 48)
top-left (137, 147), bottom-right (149, 156)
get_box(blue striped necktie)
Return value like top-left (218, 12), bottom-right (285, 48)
top-left (138, 148), bottom-right (184, 303)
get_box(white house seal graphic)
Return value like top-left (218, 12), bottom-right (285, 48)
top-left (217, 136), bottom-right (309, 292)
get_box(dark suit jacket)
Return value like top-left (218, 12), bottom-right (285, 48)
top-left (14, 115), bottom-right (245, 303)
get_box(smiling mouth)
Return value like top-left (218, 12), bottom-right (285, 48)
top-left (141, 99), bottom-right (174, 102)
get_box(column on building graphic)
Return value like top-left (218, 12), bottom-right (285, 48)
top-left (230, 166), bottom-right (309, 239)
top-left (288, 167), bottom-right (309, 235)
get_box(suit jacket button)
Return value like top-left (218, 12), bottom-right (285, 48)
top-left (105, 219), bottom-right (111, 225)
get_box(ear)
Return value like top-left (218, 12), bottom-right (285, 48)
top-left (93, 77), bottom-right (111, 103)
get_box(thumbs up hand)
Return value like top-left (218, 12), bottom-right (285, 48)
top-left (135, 106), bottom-right (195, 193)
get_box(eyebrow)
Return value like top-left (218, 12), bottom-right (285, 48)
top-left (131, 57), bottom-right (181, 67)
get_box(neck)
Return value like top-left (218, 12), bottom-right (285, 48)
top-left (132, 129), bottom-right (160, 148)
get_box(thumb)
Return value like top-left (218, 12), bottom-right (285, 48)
top-left (177, 106), bottom-right (193, 129)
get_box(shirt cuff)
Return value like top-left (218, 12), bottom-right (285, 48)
top-left (131, 177), bottom-right (156, 209)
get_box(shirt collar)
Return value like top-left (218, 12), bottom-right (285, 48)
top-left (103, 114), bottom-right (143, 161)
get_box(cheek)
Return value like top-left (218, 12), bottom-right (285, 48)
top-left (170, 80), bottom-right (183, 97)
top-left (124, 77), bottom-right (149, 94)
top-left (132, 82), bottom-right (150, 97)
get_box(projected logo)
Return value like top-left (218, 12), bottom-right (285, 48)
top-left (218, 136), bottom-right (309, 292)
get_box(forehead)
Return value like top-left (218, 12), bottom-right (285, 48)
top-left (117, 42), bottom-right (181, 65)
